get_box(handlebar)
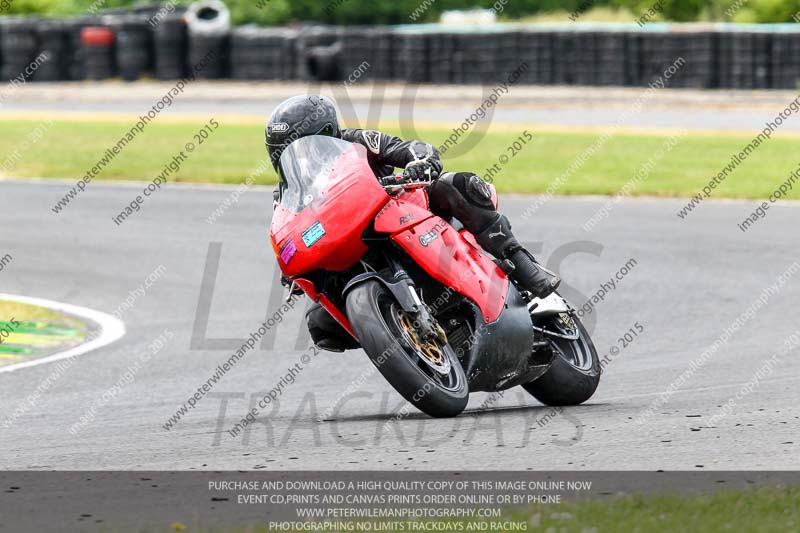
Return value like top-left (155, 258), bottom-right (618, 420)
top-left (380, 175), bottom-right (432, 193)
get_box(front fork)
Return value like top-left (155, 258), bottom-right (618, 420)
top-left (386, 254), bottom-right (447, 345)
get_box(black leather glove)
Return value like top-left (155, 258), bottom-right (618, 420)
top-left (402, 158), bottom-right (436, 182)
top-left (379, 175), bottom-right (405, 186)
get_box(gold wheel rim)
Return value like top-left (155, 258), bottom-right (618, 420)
top-left (398, 312), bottom-right (444, 365)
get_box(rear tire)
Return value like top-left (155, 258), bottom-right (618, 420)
top-left (346, 280), bottom-right (469, 418)
top-left (524, 313), bottom-right (600, 406)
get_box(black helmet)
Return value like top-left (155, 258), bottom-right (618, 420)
top-left (265, 94), bottom-right (341, 170)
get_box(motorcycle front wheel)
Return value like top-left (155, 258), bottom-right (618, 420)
top-left (345, 280), bottom-right (469, 418)
top-left (523, 312), bottom-right (600, 406)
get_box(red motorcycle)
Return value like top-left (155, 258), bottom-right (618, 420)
top-left (270, 136), bottom-right (600, 417)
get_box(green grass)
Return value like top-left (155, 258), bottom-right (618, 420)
top-left (499, 485), bottom-right (800, 533)
top-left (2, 117), bottom-right (798, 199)
top-left (157, 485), bottom-right (800, 532)
top-left (0, 299), bottom-right (87, 359)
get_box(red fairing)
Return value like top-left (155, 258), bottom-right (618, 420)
top-left (374, 195), bottom-right (434, 233)
top-left (270, 136), bottom-right (508, 331)
top-left (294, 278), bottom-right (356, 338)
top-left (387, 193), bottom-right (509, 323)
top-left (270, 144), bottom-right (388, 277)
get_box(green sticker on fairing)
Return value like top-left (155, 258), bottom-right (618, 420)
top-left (302, 221), bottom-right (326, 247)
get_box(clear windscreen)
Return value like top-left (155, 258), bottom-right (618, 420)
top-left (278, 135), bottom-right (363, 212)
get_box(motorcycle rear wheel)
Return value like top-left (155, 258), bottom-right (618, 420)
top-left (523, 312), bottom-right (600, 406)
top-left (345, 280), bottom-right (469, 418)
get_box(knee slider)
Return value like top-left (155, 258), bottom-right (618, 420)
top-left (462, 173), bottom-right (496, 209)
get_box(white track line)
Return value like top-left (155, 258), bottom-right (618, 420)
top-left (0, 293), bottom-right (125, 374)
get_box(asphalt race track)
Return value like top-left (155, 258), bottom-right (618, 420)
top-left (1, 180), bottom-right (798, 470)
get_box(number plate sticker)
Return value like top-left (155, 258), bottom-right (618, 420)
top-left (280, 239), bottom-right (297, 264)
top-left (301, 221), bottom-right (326, 247)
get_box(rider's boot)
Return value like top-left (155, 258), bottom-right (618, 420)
top-left (307, 303), bottom-right (359, 352)
top-left (474, 215), bottom-right (561, 299)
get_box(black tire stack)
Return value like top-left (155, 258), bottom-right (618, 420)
top-left (63, 16), bottom-right (99, 80)
top-left (574, 31), bottom-right (603, 85)
top-left (519, 28), bottom-right (554, 85)
top-left (675, 30), bottom-right (716, 88)
top-left (717, 30), bottom-right (771, 89)
top-left (154, 13), bottom-right (188, 80)
top-left (623, 30), bottom-right (643, 85)
top-left (188, 32), bottom-right (228, 78)
top-left (185, 1), bottom-right (231, 79)
top-left (553, 30), bottom-right (579, 85)
top-left (424, 32), bottom-right (450, 85)
top-left (34, 20), bottom-right (69, 81)
top-left (81, 26), bottom-right (116, 80)
top-left (771, 29), bottom-right (800, 89)
top-left (595, 31), bottom-right (626, 86)
top-left (459, 30), bottom-right (500, 84)
top-left (753, 32), bottom-right (772, 89)
top-left (494, 31), bottom-right (524, 83)
top-left (110, 14), bottom-right (152, 81)
top-left (366, 26), bottom-right (393, 80)
top-left (717, 31), bottom-right (743, 89)
top-left (393, 30), bottom-right (429, 83)
top-left (338, 26), bottom-right (392, 83)
top-left (426, 31), bottom-right (457, 84)
top-left (306, 45), bottom-right (339, 81)
top-left (297, 25), bottom-right (340, 82)
top-left (455, 31), bottom-right (473, 85)
top-left (229, 26), bottom-right (259, 80)
top-left (0, 18), bottom-right (39, 83)
top-left (230, 26), bottom-right (296, 80)
top-left (639, 31), bottom-right (688, 87)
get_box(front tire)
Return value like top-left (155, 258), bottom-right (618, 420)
top-left (524, 313), bottom-right (600, 406)
top-left (345, 280), bottom-right (469, 418)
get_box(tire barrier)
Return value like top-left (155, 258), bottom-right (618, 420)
top-left (154, 13), bottom-right (188, 80)
top-left (81, 26), bottom-right (115, 80)
top-left (296, 26), bottom-right (341, 82)
top-left (393, 30), bottom-right (429, 83)
top-left (230, 26), bottom-right (296, 80)
top-left (339, 26), bottom-right (392, 82)
top-left (772, 29), bottom-right (800, 90)
top-left (110, 14), bottom-right (152, 82)
top-left (519, 29), bottom-right (554, 85)
top-left (718, 30), bottom-right (773, 90)
top-left (0, 18), bottom-right (39, 82)
top-left (184, 0), bottom-right (230, 36)
top-left (638, 31), bottom-right (715, 88)
top-left (185, 0), bottom-right (231, 79)
top-left (307, 44), bottom-right (340, 82)
top-left (1, 14), bottom-right (799, 88)
top-left (65, 16), bottom-right (102, 81)
top-left (595, 32), bottom-right (627, 86)
top-left (552, 31), bottom-right (578, 85)
top-left (494, 31), bottom-right (525, 84)
top-left (34, 20), bottom-right (68, 81)
top-left (188, 32), bottom-right (228, 79)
